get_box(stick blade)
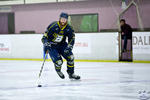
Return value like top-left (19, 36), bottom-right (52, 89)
top-left (37, 84), bottom-right (42, 87)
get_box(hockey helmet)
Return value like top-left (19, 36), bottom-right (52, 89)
top-left (60, 12), bottom-right (68, 20)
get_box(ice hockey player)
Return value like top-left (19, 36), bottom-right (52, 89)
top-left (41, 12), bottom-right (80, 80)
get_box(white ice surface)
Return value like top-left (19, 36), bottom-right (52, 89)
top-left (0, 60), bottom-right (150, 100)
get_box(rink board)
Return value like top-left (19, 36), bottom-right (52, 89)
top-left (0, 33), bottom-right (119, 60)
top-left (0, 32), bottom-right (150, 61)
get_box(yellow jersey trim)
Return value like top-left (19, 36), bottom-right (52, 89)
top-left (57, 21), bottom-right (68, 30)
top-left (48, 22), bottom-right (57, 30)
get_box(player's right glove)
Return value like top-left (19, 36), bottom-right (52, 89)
top-left (43, 42), bottom-right (51, 48)
top-left (41, 36), bottom-right (51, 47)
top-left (43, 42), bottom-right (51, 54)
top-left (41, 36), bottom-right (51, 54)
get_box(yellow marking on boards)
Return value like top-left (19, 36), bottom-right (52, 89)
top-left (0, 58), bottom-right (150, 63)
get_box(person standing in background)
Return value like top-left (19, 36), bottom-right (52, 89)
top-left (120, 19), bottom-right (132, 52)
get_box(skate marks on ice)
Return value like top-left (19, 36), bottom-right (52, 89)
top-left (0, 61), bottom-right (150, 100)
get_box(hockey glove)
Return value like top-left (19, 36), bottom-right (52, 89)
top-left (43, 42), bottom-right (51, 54)
top-left (41, 36), bottom-right (51, 48)
top-left (64, 44), bottom-right (73, 54)
top-left (44, 42), bottom-right (51, 47)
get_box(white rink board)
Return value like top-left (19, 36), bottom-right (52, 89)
top-left (0, 34), bottom-right (43, 59)
top-left (0, 32), bottom-right (150, 61)
top-left (74, 33), bottom-right (119, 60)
top-left (0, 36), bottom-right (11, 54)
top-left (0, 33), bottom-right (118, 60)
top-left (133, 32), bottom-right (150, 61)
top-left (73, 34), bottom-right (92, 54)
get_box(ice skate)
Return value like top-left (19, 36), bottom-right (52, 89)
top-left (57, 71), bottom-right (65, 79)
top-left (68, 73), bottom-right (80, 80)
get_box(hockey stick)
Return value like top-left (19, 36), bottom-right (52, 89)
top-left (37, 50), bottom-right (48, 87)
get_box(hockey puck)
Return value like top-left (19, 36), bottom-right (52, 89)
top-left (37, 85), bottom-right (42, 87)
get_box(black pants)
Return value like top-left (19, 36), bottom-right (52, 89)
top-left (123, 36), bottom-right (127, 51)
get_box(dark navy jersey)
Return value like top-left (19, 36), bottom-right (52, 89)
top-left (42, 21), bottom-right (75, 46)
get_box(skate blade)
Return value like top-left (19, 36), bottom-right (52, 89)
top-left (70, 78), bottom-right (81, 81)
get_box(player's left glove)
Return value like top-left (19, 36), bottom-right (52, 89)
top-left (64, 44), bottom-right (73, 54)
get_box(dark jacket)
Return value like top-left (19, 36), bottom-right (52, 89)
top-left (121, 24), bottom-right (132, 39)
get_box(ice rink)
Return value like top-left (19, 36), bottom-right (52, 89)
top-left (0, 60), bottom-right (150, 100)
